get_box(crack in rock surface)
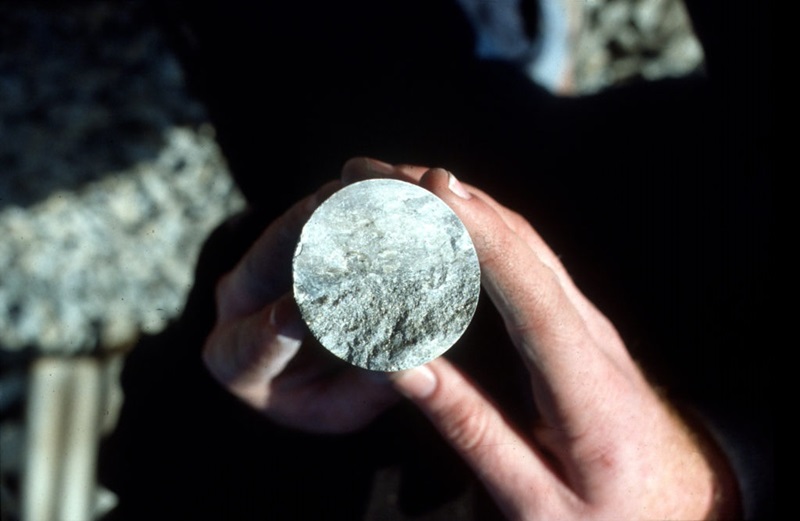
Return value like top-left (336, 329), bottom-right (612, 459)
top-left (292, 179), bottom-right (481, 371)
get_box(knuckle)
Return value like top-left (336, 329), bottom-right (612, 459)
top-left (438, 400), bottom-right (495, 453)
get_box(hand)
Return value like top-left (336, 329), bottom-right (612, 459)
top-left (202, 180), bottom-right (400, 434)
top-left (342, 158), bottom-right (740, 520)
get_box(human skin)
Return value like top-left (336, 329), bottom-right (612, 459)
top-left (202, 157), bottom-right (740, 519)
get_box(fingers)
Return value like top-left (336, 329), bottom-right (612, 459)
top-left (268, 367), bottom-right (402, 433)
top-left (337, 158), bottom-right (722, 519)
top-left (391, 359), bottom-right (570, 520)
top-left (203, 292), bottom-right (305, 408)
top-left (216, 180), bottom-right (341, 322)
top-left (461, 183), bottom-right (631, 369)
top-left (422, 169), bottom-right (587, 356)
top-left (418, 168), bottom-right (629, 437)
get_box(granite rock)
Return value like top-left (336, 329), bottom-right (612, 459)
top-left (293, 179), bottom-right (481, 372)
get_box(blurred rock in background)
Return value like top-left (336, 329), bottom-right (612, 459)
top-left (572, 0), bottom-right (704, 93)
top-left (0, 2), bottom-right (246, 519)
top-left (0, 0), bottom-right (702, 519)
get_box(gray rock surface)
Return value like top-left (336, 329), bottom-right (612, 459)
top-left (293, 180), bottom-right (481, 371)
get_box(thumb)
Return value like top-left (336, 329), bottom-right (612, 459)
top-left (390, 358), bottom-right (557, 517)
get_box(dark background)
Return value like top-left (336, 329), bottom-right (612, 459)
top-left (1, 0), bottom-right (771, 519)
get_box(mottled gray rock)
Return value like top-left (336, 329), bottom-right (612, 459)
top-left (0, 2), bottom-right (246, 353)
top-left (293, 179), bottom-right (481, 372)
top-left (0, 127), bottom-right (245, 353)
top-left (573, 0), bottom-right (703, 93)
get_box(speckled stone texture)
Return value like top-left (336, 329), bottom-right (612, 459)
top-left (293, 179), bottom-right (481, 371)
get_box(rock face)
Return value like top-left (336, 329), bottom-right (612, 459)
top-left (0, 3), bottom-right (246, 353)
top-left (293, 179), bottom-right (481, 372)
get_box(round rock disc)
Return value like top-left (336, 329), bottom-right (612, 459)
top-left (292, 178), bottom-right (481, 372)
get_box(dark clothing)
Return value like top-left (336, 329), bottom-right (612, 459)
top-left (100, 1), bottom-right (772, 519)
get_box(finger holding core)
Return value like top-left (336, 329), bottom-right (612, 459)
top-left (292, 178), bottom-right (481, 371)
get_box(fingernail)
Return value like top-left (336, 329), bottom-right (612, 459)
top-left (447, 172), bottom-right (471, 199)
top-left (391, 365), bottom-right (437, 399)
top-left (269, 295), bottom-right (305, 342)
